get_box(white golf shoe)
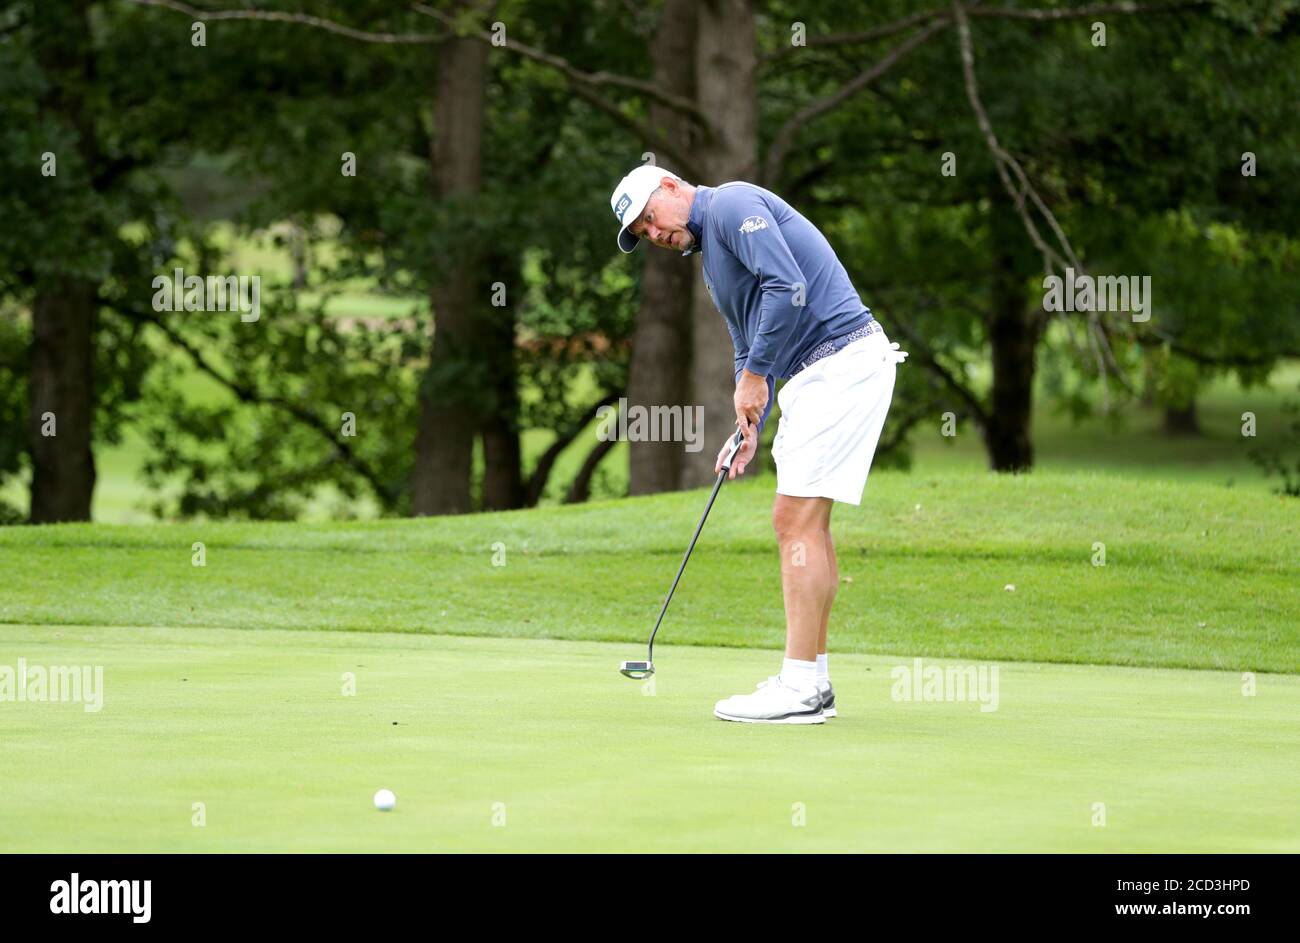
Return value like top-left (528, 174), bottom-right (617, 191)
top-left (752, 675), bottom-right (837, 718)
top-left (714, 676), bottom-right (826, 724)
top-left (819, 680), bottom-right (837, 719)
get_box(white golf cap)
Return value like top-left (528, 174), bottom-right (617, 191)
top-left (610, 165), bottom-right (681, 253)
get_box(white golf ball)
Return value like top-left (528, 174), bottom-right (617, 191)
top-left (373, 789), bottom-right (396, 811)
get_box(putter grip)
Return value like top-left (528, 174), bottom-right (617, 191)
top-left (721, 428), bottom-right (746, 473)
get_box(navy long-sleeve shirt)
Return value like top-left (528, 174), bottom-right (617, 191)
top-left (684, 182), bottom-right (874, 434)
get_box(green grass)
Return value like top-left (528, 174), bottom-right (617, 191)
top-left (2, 626), bottom-right (1296, 852)
top-left (2, 471), bottom-right (1295, 671)
top-left (1, 471), bottom-right (1295, 851)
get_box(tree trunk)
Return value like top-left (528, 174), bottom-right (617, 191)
top-left (28, 281), bottom-right (98, 522)
top-left (481, 415), bottom-right (523, 508)
top-left (413, 36), bottom-right (486, 516)
top-left (983, 208), bottom-right (1040, 472)
top-left (985, 303), bottom-right (1038, 472)
top-left (28, 0), bottom-right (98, 523)
top-left (627, 0), bottom-right (699, 496)
top-left (628, 250), bottom-right (695, 494)
top-left (1163, 400), bottom-right (1200, 435)
top-left (682, 0), bottom-right (759, 489)
top-left (481, 255), bottom-right (524, 510)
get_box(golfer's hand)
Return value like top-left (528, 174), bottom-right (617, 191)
top-left (714, 423), bottom-right (758, 479)
top-left (734, 369), bottom-right (768, 432)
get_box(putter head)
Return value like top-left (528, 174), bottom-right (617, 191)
top-left (620, 660), bottom-right (654, 680)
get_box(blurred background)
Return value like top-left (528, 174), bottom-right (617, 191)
top-left (1, 0), bottom-right (1297, 525)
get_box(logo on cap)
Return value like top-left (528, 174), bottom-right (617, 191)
top-left (614, 193), bottom-right (632, 221)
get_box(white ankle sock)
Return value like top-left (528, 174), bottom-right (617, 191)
top-left (816, 653), bottom-right (829, 685)
top-left (780, 658), bottom-right (818, 694)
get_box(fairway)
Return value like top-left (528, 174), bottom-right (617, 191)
top-left (2, 470), bottom-right (1296, 853)
top-left (2, 624), bottom-right (1297, 853)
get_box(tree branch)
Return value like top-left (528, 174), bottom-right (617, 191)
top-left (875, 402), bottom-right (934, 456)
top-left (970, 0), bottom-right (1208, 21)
top-left (129, 0), bottom-right (445, 43)
top-left (127, 307), bottom-right (400, 507)
top-left (783, 156), bottom-right (836, 203)
top-left (129, 0), bottom-right (710, 180)
top-left (762, 18), bottom-right (951, 187)
top-left (565, 432), bottom-right (621, 503)
top-left (765, 8), bottom-right (949, 62)
top-left (569, 82), bottom-right (705, 181)
top-left (525, 388), bottom-right (624, 506)
top-left (953, 2), bottom-right (1137, 408)
top-left (765, 0), bottom-right (1206, 62)
top-left (140, 0), bottom-right (716, 178)
top-left (889, 318), bottom-right (990, 428)
top-left (954, 3), bottom-right (1068, 275)
top-left (1134, 332), bottom-right (1300, 367)
top-left (411, 2), bottom-right (715, 133)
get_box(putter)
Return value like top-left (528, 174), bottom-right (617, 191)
top-left (620, 427), bottom-right (748, 679)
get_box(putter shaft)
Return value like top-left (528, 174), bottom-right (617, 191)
top-left (642, 428), bottom-right (746, 666)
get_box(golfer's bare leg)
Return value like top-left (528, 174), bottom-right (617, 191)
top-left (773, 494), bottom-right (834, 662)
top-left (819, 529), bottom-right (837, 656)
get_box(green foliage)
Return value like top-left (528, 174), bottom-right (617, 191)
top-left (134, 268), bottom-right (421, 519)
top-left (0, 301), bottom-right (28, 514)
top-left (3, 0), bottom-right (1299, 517)
top-left (1248, 389), bottom-right (1300, 496)
top-left (765, 0), bottom-right (1300, 456)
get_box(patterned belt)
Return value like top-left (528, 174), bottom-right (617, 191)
top-left (791, 320), bottom-right (882, 377)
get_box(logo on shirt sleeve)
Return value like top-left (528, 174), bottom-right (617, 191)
top-left (738, 215), bottom-right (769, 234)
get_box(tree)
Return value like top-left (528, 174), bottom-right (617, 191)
top-left (762, 0), bottom-right (1300, 470)
top-left (112, 0), bottom-right (643, 517)
top-left (413, 28), bottom-right (488, 515)
top-left (0, 0), bottom-right (204, 521)
top-left (626, 0), bottom-right (699, 495)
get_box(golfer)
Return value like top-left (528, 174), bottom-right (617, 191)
top-left (610, 165), bottom-right (906, 724)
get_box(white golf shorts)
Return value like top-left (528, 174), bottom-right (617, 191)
top-left (771, 328), bottom-right (901, 505)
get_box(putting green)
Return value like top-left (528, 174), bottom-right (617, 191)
top-left (2, 624), bottom-right (1295, 852)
